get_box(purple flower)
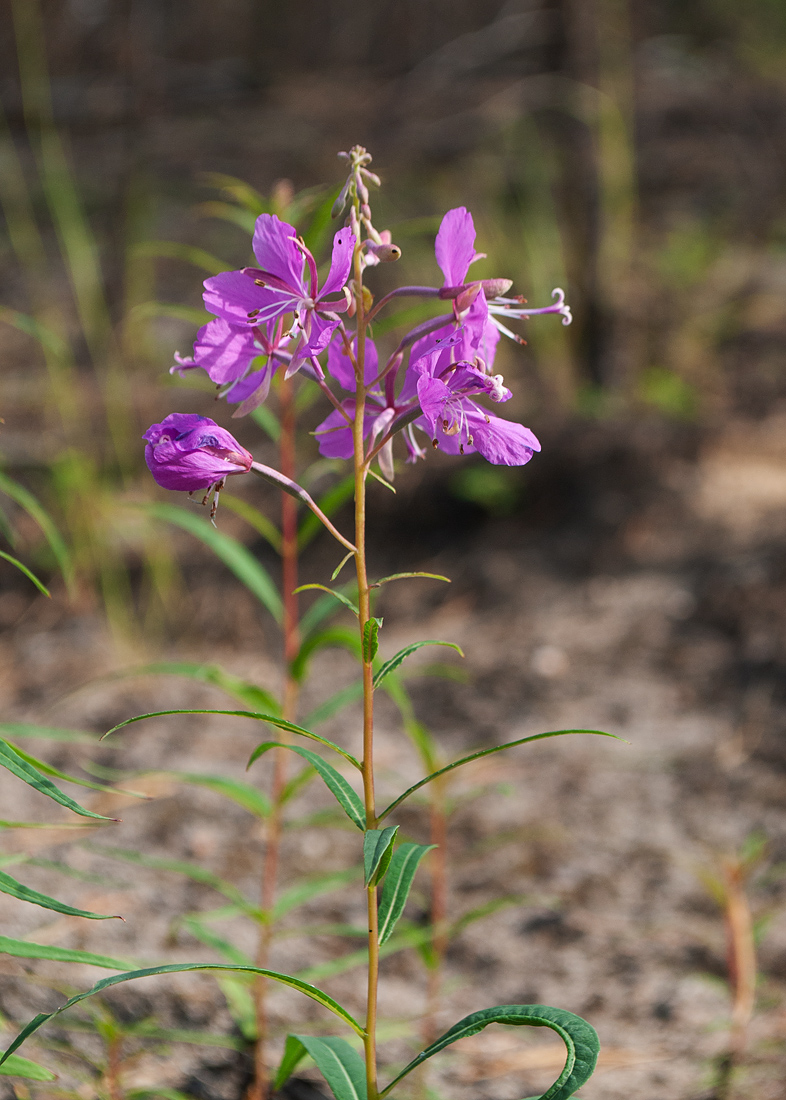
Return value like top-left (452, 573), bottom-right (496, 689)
top-left (202, 214), bottom-right (355, 376)
top-left (144, 414), bottom-right (253, 492)
top-left (413, 352), bottom-right (540, 466)
top-left (171, 317), bottom-right (286, 416)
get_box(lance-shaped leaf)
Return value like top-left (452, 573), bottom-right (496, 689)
top-left (0, 870), bottom-right (119, 920)
top-left (0, 963), bottom-right (365, 1066)
top-left (165, 772), bottom-right (271, 819)
top-left (104, 709), bottom-right (361, 770)
top-left (6, 740), bottom-right (146, 800)
top-left (373, 641), bottom-right (464, 689)
top-left (0, 723), bottom-right (98, 743)
top-left (370, 572), bottom-right (450, 588)
top-left (0, 550), bottom-right (50, 596)
top-left (299, 583), bottom-right (359, 639)
top-left (380, 1004), bottom-right (599, 1100)
top-left (220, 494), bottom-right (283, 554)
top-left (0, 740), bottom-right (115, 820)
top-left (0, 1054), bottom-right (56, 1081)
top-left (249, 744), bottom-right (364, 831)
top-left (295, 584), bottom-right (359, 617)
top-left (275, 1035), bottom-right (367, 1100)
top-left (0, 935), bottom-right (133, 971)
top-left (305, 680), bottom-right (364, 728)
top-left (378, 729), bottom-right (622, 821)
top-left (377, 843), bottom-right (435, 945)
top-left (291, 627), bottom-right (360, 683)
top-left (273, 867), bottom-right (363, 921)
top-left (144, 503), bottom-right (283, 623)
top-left (363, 827), bottom-right (399, 887)
top-left (109, 661), bottom-right (282, 716)
top-left (363, 618), bottom-right (382, 664)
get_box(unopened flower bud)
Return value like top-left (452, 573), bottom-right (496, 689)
top-left (481, 278), bottom-right (514, 297)
top-left (331, 180), bottom-right (350, 219)
top-left (144, 413), bottom-right (252, 492)
top-left (360, 168), bottom-right (381, 188)
top-left (365, 241), bottom-right (402, 263)
top-left (357, 178), bottom-right (370, 204)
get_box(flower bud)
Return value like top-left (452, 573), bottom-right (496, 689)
top-left (365, 241), bottom-right (402, 263)
top-left (331, 180), bottom-right (350, 219)
top-left (481, 278), bottom-right (514, 297)
top-left (144, 413), bottom-right (253, 492)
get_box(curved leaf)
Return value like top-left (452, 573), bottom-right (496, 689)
top-left (0, 740), bottom-right (114, 820)
top-left (144, 502), bottom-right (283, 623)
top-left (0, 963), bottom-right (365, 1065)
top-left (0, 870), bottom-right (119, 920)
top-left (273, 867), bottom-right (363, 921)
top-left (378, 729), bottom-right (621, 821)
top-left (0, 722), bottom-right (98, 743)
top-left (380, 1004), bottom-right (599, 1100)
top-left (295, 583), bottom-right (358, 618)
top-left (0, 935), bottom-right (133, 971)
top-left (0, 1054), bottom-right (56, 1081)
top-left (249, 743), bottom-right (364, 831)
top-left (377, 843), bottom-right (436, 945)
top-left (279, 1035), bottom-right (367, 1100)
top-left (370, 572), bottom-right (450, 588)
top-left (0, 550), bottom-right (49, 596)
top-left (363, 827), bottom-right (399, 887)
top-left (305, 680), bottom-right (364, 728)
top-left (110, 661), bottom-right (282, 716)
top-left (104, 709), bottom-right (360, 769)
top-left (6, 739), bottom-right (146, 800)
top-left (299, 584), bottom-right (358, 639)
top-left (166, 772), bottom-right (271, 819)
top-left (373, 641), bottom-right (464, 689)
top-left (0, 469), bottom-right (74, 592)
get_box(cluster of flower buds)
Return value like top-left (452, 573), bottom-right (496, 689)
top-left (145, 151), bottom-right (573, 512)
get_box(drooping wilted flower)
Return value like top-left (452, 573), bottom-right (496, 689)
top-left (143, 414), bottom-right (253, 492)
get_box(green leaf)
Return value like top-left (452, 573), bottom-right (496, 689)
top-left (216, 975), bottom-right (257, 1040)
top-left (373, 641), bottom-right (464, 689)
top-left (0, 1053), bottom-right (56, 1080)
top-left (380, 1005), bottom-right (599, 1100)
top-left (363, 828), bottom-right (399, 887)
top-left (0, 550), bottom-right (50, 595)
top-left (0, 740), bottom-right (114, 820)
top-left (220, 494), bottom-right (282, 554)
top-left (250, 404), bottom-right (281, 442)
top-left (305, 681), bottom-right (364, 728)
top-left (178, 915), bottom-right (252, 966)
top-left (5, 739), bottom-right (146, 800)
top-left (110, 661), bottom-right (281, 716)
top-left (104, 709), bottom-right (360, 769)
top-left (0, 965), bottom-right (365, 1066)
top-left (128, 1090), bottom-right (195, 1100)
top-left (295, 925), bottom-right (432, 984)
top-left (0, 934), bottom-right (133, 971)
top-left (377, 843), bottom-right (435, 945)
top-left (274, 1033), bottom-right (311, 1090)
top-left (295, 583), bottom-right (358, 618)
top-left (280, 1035), bottom-right (367, 1100)
top-left (370, 572), bottom-right (450, 588)
top-left (273, 867), bottom-right (363, 921)
top-left (298, 473), bottom-right (355, 549)
top-left (291, 627), bottom-right (360, 683)
top-left (0, 723), bottom-right (98, 743)
top-left (299, 583), bottom-right (359, 639)
top-left (250, 744), bottom-right (364, 831)
top-left (88, 846), bottom-right (260, 918)
top-left (165, 772), bottom-right (271, 819)
top-left (363, 618), bottom-right (382, 664)
top-left (0, 470), bottom-right (74, 592)
top-left (0, 870), bottom-right (119, 920)
top-left (144, 503), bottom-right (283, 623)
top-left (331, 551), bottom-right (355, 582)
top-left (378, 730), bottom-right (622, 821)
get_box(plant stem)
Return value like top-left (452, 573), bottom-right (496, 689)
top-left (352, 227), bottom-right (380, 1100)
top-left (248, 374), bottom-right (300, 1100)
top-left (423, 777), bottom-right (449, 1046)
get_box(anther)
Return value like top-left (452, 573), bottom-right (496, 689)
top-left (432, 438), bottom-right (439, 449)
top-left (248, 309), bottom-right (260, 318)
top-left (254, 279), bottom-right (266, 287)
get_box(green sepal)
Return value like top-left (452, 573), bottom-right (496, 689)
top-left (363, 827), bottom-right (398, 887)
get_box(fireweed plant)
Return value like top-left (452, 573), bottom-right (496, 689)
top-left (1, 148), bottom-right (610, 1100)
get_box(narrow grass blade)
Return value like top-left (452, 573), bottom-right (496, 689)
top-left (250, 744), bottom-right (364, 831)
top-left (363, 827), bottom-right (399, 887)
top-left (373, 641), bottom-right (464, 689)
top-left (380, 1004), bottom-right (599, 1100)
top-left (0, 550), bottom-right (49, 596)
top-left (0, 470), bottom-right (74, 592)
top-left (377, 843), bottom-right (436, 945)
top-left (0, 963), bottom-right (364, 1063)
top-left (378, 729), bottom-right (622, 821)
top-left (0, 870), bottom-right (119, 920)
top-left (0, 740), bottom-right (114, 820)
top-left (219, 494), bottom-right (282, 554)
top-left (144, 503), bottom-right (283, 623)
top-left (0, 723), bottom-right (98, 743)
top-left (0, 935), bottom-right (133, 971)
top-left (166, 772), bottom-right (271, 819)
top-left (133, 240), bottom-right (229, 275)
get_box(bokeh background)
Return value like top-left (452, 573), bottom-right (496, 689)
top-left (2, 2), bottom-right (786, 1098)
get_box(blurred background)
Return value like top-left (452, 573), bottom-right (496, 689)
top-left (1, 1), bottom-right (786, 1098)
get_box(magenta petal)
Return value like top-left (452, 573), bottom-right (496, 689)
top-left (224, 366), bottom-right (273, 405)
top-left (435, 207), bottom-right (476, 286)
top-left (251, 214), bottom-right (304, 293)
top-left (144, 413), bottom-right (253, 491)
top-left (203, 270), bottom-right (280, 327)
top-left (191, 318), bottom-right (260, 385)
top-left (327, 336), bottom-right (379, 392)
top-left (416, 375), bottom-right (452, 433)
top-left (313, 406), bottom-right (357, 460)
top-left (320, 228), bottom-right (357, 298)
top-left (472, 415), bottom-right (541, 466)
top-left (303, 313), bottom-right (340, 359)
